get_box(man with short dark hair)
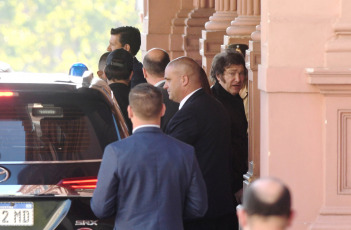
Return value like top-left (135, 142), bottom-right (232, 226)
top-left (91, 83), bottom-right (208, 230)
top-left (164, 56), bottom-right (238, 230)
top-left (97, 51), bottom-right (110, 81)
top-left (107, 26), bottom-right (146, 88)
top-left (210, 50), bottom-right (248, 202)
top-left (236, 177), bottom-right (294, 230)
top-left (143, 48), bottom-right (179, 131)
top-left (105, 48), bottom-right (133, 134)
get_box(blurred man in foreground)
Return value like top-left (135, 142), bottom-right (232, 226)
top-left (237, 177), bottom-right (294, 230)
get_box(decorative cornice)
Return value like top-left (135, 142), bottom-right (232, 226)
top-left (306, 68), bottom-right (351, 94)
top-left (319, 206), bottom-right (351, 215)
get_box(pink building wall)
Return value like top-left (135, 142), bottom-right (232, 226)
top-left (260, 0), bottom-right (351, 228)
top-left (142, 0), bottom-right (351, 228)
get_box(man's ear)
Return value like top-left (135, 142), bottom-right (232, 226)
top-left (142, 68), bottom-right (147, 79)
top-left (181, 75), bottom-right (189, 86)
top-left (127, 105), bottom-right (133, 119)
top-left (123, 44), bottom-right (131, 53)
top-left (237, 207), bottom-right (248, 228)
top-left (160, 103), bottom-right (166, 117)
top-left (287, 210), bottom-right (295, 227)
top-left (216, 73), bottom-right (222, 82)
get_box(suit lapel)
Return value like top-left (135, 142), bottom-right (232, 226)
top-left (182, 88), bottom-right (204, 108)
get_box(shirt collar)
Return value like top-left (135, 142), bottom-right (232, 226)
top-left (154, 80), bottom-right (165, 87)
top-left (133, 124), bottom-right (160, 133)
top-left (179, 88), bottom-right (201, 110)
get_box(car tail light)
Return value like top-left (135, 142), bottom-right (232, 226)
top-left (0, 91), bottom-right (16, 97)
top-left (58, 176), bottom-right (97, 190)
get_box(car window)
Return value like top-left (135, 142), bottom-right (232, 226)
top-left (0, 89), bottom-right (118, 162)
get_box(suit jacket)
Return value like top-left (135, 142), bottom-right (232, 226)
top-left (212, 82), bottom-right (248, 193)
top-left (157, 81), bottom-right (179, 132)
top-left (165, 89), bottom-right (235, 218)
top-left (109, 82), bottom-right (132, 134)
top-left (130, 57), bottom-right (147, 88)
top-left (91, 127), bottom-right (208, 230)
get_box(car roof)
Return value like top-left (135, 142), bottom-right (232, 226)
top-left (0, 72), bottom-right (86, 92)
top-left (0, 72), bottom-right (74, 83)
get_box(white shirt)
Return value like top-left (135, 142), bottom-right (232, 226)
top-left (133, 124), bottom-right (160, 133)
top-left (154, 80), bottom-right (165, 87)
top-left (179, 88), bottom-right (202, 110)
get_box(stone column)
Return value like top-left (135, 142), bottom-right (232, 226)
top-left (141, 0), bottom-right (180, 58)
top-left (169, 0), bottom-right (194, 60)
top-left (222, 0), bottom-right (260, 49)
top-left (183, 0), bottom-right (215, 66)
top-left (243, 24), bottom-right (261, 189)
top-left (199, 0), bottom-right (238, 76)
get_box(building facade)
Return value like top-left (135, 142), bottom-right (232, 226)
top-left (140, 0), bottom-right (351, 229)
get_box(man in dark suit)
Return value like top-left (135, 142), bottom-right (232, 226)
top-left (107, 26), bottom-right (146, 88)
top-left (164, 57), bottom-right (238, 230)
top-left (105, 48), bottom-right (133, 134)
top-left (210, 50), bottom-right (248, 202)
top-left (91, 83), bottom-right (208, 230)
top-left (143, 48), bottom-right (179, 131)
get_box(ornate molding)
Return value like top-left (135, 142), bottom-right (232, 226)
top-left (226, 15), bottom-right (260, 36)
top-left (183, 7), bottom-right (215, 65)
top-left (338, 110), bottom-right (351, 194)
top-left (246, 42), bottom-right (260, 72)
top-left (169, 8), bottom-right (193, 59)
top-left (319, 206), bottom-right (351, 215)
top-left (306, 68), bottom-right (351, 95)
top-left (326, 0), bottom-right (351, 67)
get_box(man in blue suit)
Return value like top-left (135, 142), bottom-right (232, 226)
top-left (91, 83), bottom-right (208, 230)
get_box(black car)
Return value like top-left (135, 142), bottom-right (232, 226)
top-left (0, 73), bottom-right (129, 229)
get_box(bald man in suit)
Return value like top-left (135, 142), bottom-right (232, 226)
top-left (143, 48), bottom-right (179, 131)
top-left (164, 57), bottom-right (238, 230)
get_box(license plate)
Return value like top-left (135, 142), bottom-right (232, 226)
top-left (0, 202), bottom-right (34, 226)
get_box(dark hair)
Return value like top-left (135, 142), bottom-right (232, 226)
top-left (98, 52), bottom-right (110, 71)
top-left (143, 50), bottom-right (170, 77)
top-left (129, 83), bottom-right (163, 120)
top-left (110, 26), bottom-right (141, 56)
top-left (242, 178), bottom-right (292, 218)
top-left (210, 51), bottom-right (246, 83)
top-left (199, 66), bottom-right (212, 95)
top-left (227, 44), bottom-right (248, 57)
top-left (105, 48), bottom-right (133, 81)
top-left (104, 65), bottom-right (131, 81)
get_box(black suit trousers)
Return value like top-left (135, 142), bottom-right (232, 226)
top-left (184, 212), bottom-right (238, 230)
